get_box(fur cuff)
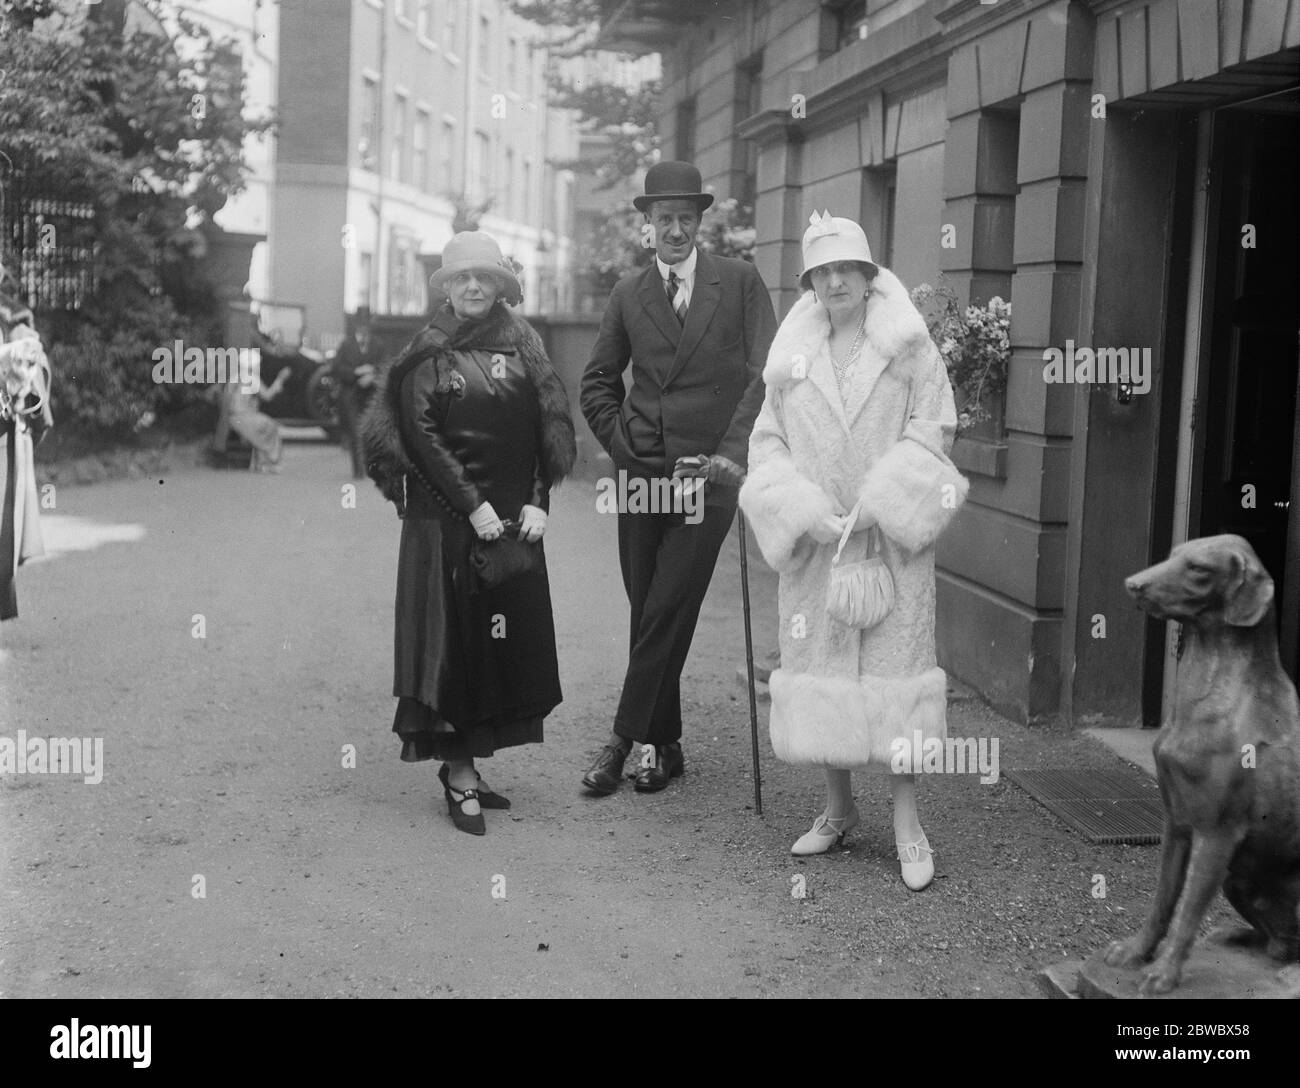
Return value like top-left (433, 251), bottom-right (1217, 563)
top-left (769, 667), bottom-right (947, 770)
top-left (739, 457), bottom-right (837, 572)
top-left (858, 439), bottom-right (968, 553)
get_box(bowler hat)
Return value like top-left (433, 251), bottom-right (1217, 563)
top-left (798, 211), bottom-right (878, 290)
top-left (429, 231), bottom-right (523, 305)
top-left (633, 160), bottom-right (715, 213)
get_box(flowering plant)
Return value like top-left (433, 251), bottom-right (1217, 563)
top-left (697, 198), bottom-right (757, 263)
top-left (910, 283), bottom-right (1010, 435)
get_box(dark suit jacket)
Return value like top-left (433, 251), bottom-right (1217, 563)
top-left (580, 249), bottom-right (777, 488)
top-left (333, 334), bottom-right (386, 384)
top-left (332, 333), bottom-right (386, 414)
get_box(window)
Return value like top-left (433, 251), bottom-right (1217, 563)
top-left (360, 77), bottom-right (380, 171)
top-left (359, 252), bottom-right (374, 310)
top-left (416, 0), bottom-right (432, 40)
top-left (734, 55), bottom-right (763, 207)
top-left (861, 164), bottom-right (896, 268)
top-left (820, 0), bottom-right (868, 57)
top-left (508, 36), bottom-right (519, 90)
top-left (472, 129), bottom-right (489, 203)
top-left (413, 108), bottom-right (430, 190)
top-left (522, 157), bottom-right (532, 221)
top-left (478, 14), bottom-right (490, 74)
top-left (504, 147), bottom-right (515, 217)
top-left (388, 230), bottom-right (427, 315)
top-left (441, 119), bottom-right (456, 189)
top-left (444, 0), bottom-right (459, 54)
top-left (391, 93), bottom-right (408, 181)
top-left (674, 98), bottom-right (696, 163)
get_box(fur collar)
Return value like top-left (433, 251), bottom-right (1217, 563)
top-left (360, 302), bottom-right (576, 513)
top-left (763, 267), bottom-right (929, 387)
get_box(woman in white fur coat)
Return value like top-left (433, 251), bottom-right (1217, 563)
top-left (738, 213), bottom-right (968, 890)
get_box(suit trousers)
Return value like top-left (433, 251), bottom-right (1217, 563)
top-left (613, 496), bottom-right (736, 745)
top-left (339, 391), bottom-right (368, 478)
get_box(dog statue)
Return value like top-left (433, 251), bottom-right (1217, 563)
top-left (1105, 534), bottom-right (1300, 994)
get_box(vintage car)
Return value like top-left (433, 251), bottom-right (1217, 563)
top-left (208, 304), bottom-right (342, 467)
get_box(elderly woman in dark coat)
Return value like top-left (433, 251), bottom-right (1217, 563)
top-left (363, 231), bottom-right (575, 835)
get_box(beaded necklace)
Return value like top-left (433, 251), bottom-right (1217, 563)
top-left (830, 308), bottom-right (868, 390)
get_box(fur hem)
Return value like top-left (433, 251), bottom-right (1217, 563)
top-left (768, 666), bottom-right (947, 770)
top-left (763, 267), bottom-right (928, 387)
top-left (858, 439), bottom-right (968, 554)
top-left (739, 457), bottom-right (837, 572)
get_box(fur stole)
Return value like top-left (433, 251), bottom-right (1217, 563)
top-left (361, 302), bottom-right (576, 513)
top-left (762, 267), bottom-right (930, 387)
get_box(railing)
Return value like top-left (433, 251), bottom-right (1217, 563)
top-left (0, 170), bottom-right (97, 313)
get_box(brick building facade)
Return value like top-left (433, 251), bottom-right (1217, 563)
top-left (600, 0), bottom-right (1299, 727)
top-left (273, 0), bottom-right (579, 347)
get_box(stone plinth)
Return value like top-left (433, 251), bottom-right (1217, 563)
top-left (1039, 928), bottom-right (1300, 999)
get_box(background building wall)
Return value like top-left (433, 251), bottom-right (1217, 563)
top-left (173, 0), bottom-right (280, 301)
top-left (273, 0), bottom-right (580, 347)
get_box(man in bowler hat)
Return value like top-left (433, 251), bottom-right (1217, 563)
top-left (579, 161), bottom-right (777, 793)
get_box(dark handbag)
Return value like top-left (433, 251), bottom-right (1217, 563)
top-left (468, 519), bottom-right (540, 589)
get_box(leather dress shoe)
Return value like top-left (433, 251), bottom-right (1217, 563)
top-left (634, 743), bottom-right (685, 792)
top-left (439, 763), bottom-right (510, 810)
top-left (582, 744), bottom-right (629, 794)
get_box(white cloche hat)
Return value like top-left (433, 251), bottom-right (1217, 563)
top-left (799, 210), bottom-right (878, 289)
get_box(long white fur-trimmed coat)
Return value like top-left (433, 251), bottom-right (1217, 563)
top-left (737, 268), bottom-right (969, 770)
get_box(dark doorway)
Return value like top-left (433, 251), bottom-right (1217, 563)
top-left (1195, 90), bottom-right (1300, 682)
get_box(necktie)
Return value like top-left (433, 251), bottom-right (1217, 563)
top-left (666, 270), bottom-right (686, 325)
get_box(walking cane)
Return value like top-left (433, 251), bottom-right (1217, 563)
top-left (736, 509), bottom-right (763, 815)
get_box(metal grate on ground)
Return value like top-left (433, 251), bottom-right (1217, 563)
top-left (1005, 768), bottom-right (1164, 844)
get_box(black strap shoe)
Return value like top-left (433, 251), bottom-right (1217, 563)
top-left (582, 744), bottom-right (629, 795)
top-left (634, 743), bottom-right (685, 793)
top-left (439, 762), bottom-right (510, 810)
top-left (475, 771), bottom-right (511, 810)
top-left (441, 771), bottom-right (486, 836)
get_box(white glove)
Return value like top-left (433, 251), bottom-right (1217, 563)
top-left (807, 514), bottom-right (848, 545)
top-left (469, 502), bottom-right (504, 540)
top-left (518, 504), bottom-right (547, 542)
top-left (850, 504), bottom-right (877, 533)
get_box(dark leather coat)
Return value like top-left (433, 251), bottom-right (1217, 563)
top-left (369, 302), bottom-right (575, 732)
top-left (397, 307), bottom-right (549, 521)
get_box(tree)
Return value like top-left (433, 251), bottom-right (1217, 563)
top-left (0, 0), bottom-right (274, 436)
top-left (505, 0), bottom-right (659, 190)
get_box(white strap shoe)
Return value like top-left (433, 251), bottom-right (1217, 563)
top-left (791, 806), bottom-right (860, 855)
top-left (896, 833), bottom-right (934, 891)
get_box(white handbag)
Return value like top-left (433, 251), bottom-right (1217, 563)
top-left (826, 501), bottom-right (895, 630)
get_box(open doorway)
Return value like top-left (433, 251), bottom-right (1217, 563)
top-left (1193, 89), bottom-right (1300, 682)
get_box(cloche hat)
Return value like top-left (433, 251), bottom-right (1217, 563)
top-left (798, 211), bottom-right (878, 290)
top-left (429, 231), bottom-right (523, 306)
top-left (633, 160), bottom-right (714, 213)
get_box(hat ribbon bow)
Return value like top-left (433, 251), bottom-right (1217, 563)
top-left (807, 210), bottom-right (838, 238)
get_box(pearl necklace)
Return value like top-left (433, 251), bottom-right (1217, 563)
top-left (830, 310), bottom-right (867, 388)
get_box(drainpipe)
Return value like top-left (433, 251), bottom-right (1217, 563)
top-left (373, 0), bottom-right (388, 312)
top-left (464, 0), bottom-right (480, 215)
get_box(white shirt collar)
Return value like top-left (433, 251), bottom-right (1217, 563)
top-left (656, 247), bottom-right (697, 282)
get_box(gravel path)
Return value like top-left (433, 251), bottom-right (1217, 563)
top-left (0, 435), bottom-right (1230, 998)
